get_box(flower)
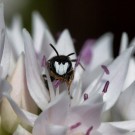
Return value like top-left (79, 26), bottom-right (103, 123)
top-left (0, 2), bottom-right (135, 135)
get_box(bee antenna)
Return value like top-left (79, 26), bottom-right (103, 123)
top-left (67, 53), bottom-right (75, 57)
top-left (50, 44), bottom-right (59, 56)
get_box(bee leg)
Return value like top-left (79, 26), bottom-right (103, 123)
top-left (68, 89), bottom-right (73, 99)
top-left (66, 81), bottom-right (73, 99)
top-left (42, 74), bottom-right (49, 89)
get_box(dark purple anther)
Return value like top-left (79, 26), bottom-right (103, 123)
top-left (102, 81), bottom-right (110, 93)
top-left (101, 65), bottom-right (109, 74)
top-left (70, 122), bottom-right (81, 130)
top-left (84, 93), bottom-right (88, 101)
top-left (86, 126), bottom-right (93, 135)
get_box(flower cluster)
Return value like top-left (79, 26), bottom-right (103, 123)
top-left (0, 2), bottom-right (135, 135)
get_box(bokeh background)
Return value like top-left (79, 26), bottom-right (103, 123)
top-left (3, 0), bottom-right (135, 56)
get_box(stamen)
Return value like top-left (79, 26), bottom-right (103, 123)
top-left (101, 65), bottom-right (109, 74)
top-left (84, 93), bottom-right (88, 101)
top-left (102, 81), bottom-right (110, 93)
top-left (75, 56), bottom-right (85, 70)
top-left (53, 80), bottom-right (61, 88)
top-left (75, 56), bottom-right (81, 68)
top-left (70, 122), bottom-right (81, 130)
top-left (41, 55), bottom-right (46, 67)
top-left (86, 126), bottom-right (93, 135)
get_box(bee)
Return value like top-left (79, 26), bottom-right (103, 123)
top-left (45, 44), bottom-right (76, 92)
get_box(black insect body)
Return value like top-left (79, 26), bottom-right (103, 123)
top-left (46, 44), bottom-right (75, 91)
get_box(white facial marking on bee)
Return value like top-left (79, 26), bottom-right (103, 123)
top-left (54, 61), bottom-right (69, 75)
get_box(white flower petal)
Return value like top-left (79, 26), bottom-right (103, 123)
top-left (0, 79), bottom-right (34, 127)
top-left (119, 32), bottom-right (128, 53)
top-left (81, 72), bottom-right (104, 102)
top-left (32, 12), bottom-right (55, 57)
top-left (0, 3), bottom-right (5, 62)
top-left (7, 15), bottom-right (24, 58)
top-left (114, 81), bottom-right (135, 120)
top-left (90, 33), bottom-right (113, 70)
top-left (123, 58), bottom-right (135, 90)
top-left (13, 125), bottom-right (32, 135)
top-left (5, 95), bottom-right (34, 127)
top-left (0, 78), bottom-right (11, 103)
top-left (66, 102), bottom-right (103, 133)
top-left (22, 109), bottom-right (38, 127)
top-left (99, 123), bottom-right (130, 135)
top-left (23, 29), bottom-right (49, 110)
top-left (49, 29), bottom-right (76, 60)
top-left (109, 120), bottom-right (135, 132)
top-left (82, 59), bottom-right (112, 90)
top-left (10, 54), bottom-right (38, 114)
top-left (0, 34), bottom-right (11, 78)
top-left (33, 123), bottom-right (67, 135)
top-left (33, 92), bottom-right (69, 134)
top-left (98, 44), bottom-right (135, 111)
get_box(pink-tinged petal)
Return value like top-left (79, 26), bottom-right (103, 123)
top-left (89, 33), bottom-right (113, 70)
top-left (7, 15), bottom-right (24, 58)
top-left (66, 102), bottom-right (103, 133)
top-left (114, 81), bottom-right (135, 120)
top-left (80, 40), bottom-right (93, 65)
top-left (33, 123), bottom-right (67, 135)
top-left (32, 12), bottom-right (55, 58)
top-left (9, 54), bottom-right (38, 114)
top-left (91, 132), bottom-right (102, 135)
top-left (0, 3), bottom-right (5, 62)
top-left (98, 44), bottom-right (135, 111)
top-left (119, 32), bottom-right (128, 54)
top-left (49, 29), bottom-right (76, 60)
top-left (23, 29), bottom-right (50, 110)
top-left (33, 92), bottom-right (69, 134)
top-left (13, 125), bottom-right (32, 135)
top-left (98, 124), bottom-right (130, 135)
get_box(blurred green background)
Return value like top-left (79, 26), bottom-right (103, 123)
top-left (3, 0), bottom-right (135, 55)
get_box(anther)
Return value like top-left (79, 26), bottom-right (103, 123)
top-left (101, 65), bottom-right (109, 74)
top-left (86, 126), bottom-right (93, 135)
top-left (70, 122), bottom-right (81, 130)
top-left (84, 93), bottom-right (88, 101)
top-left (102, 81), bottom-right (110, 93)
